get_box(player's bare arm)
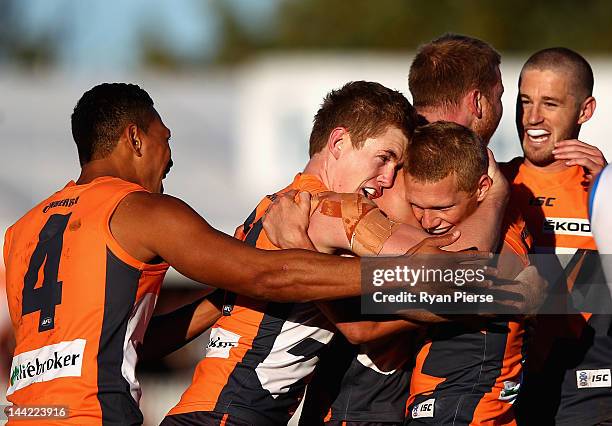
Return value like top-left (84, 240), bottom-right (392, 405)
top-left (140, 290), bottom-right (223, 360)
top-left (110, 191), bottom-right (362, 303)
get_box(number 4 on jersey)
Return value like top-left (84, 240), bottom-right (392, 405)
top-left (22, 214), bottom-right (70, 332)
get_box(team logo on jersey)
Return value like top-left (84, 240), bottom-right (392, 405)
top-left (542, 217), bottom-right (592, 237)
top-left (205, 327), bottom-right (241, 359)
top-left (529, 196), bottom-right (556, 207)
top-left (7, 339), bottom-right (86, 396)
top-left (576, 369), bottom-right (612, 389)
top-left (499, 380), bottom-right (520, 401)
top-left (411, 398), bottom-right (435, 419)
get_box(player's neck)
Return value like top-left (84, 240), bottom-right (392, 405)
top-left (303, 154), bottom-right (331, 190)
top-left (76, 158), bottom-right (137, 186)
top-left (416, 106), bottom-right (470, 127)
top-left (522, 157), bottom-right (573, 174)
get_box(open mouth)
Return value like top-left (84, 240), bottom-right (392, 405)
top-left (362, 187), bottom-right (379, 200)
top-left (426, 225), bottom-right (453, 235)
top-left (526, 129), bottom-right (551, 144)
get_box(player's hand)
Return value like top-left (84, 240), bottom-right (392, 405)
top-left (486, 148), bottom-right (510, 202)
top-left (461, 265), bottom-right (547, 315)
top-left (263, 190), bottom-right (316, 250)
top-left (552, 139), bottom-right (607, 181)
top-left (406, 231), bottom-right (493, 265)
top-left (511, 265), bottom-right (547, 314)
top-left (403, 231), bottom-right (497, 284)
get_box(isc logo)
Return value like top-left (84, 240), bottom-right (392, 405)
top-left (411, 398), bottom-right (435, 419)
top-left (529, 196), bottom-right (556, 206)
top-left (594, 374), bottom-right (610, 382)
top-left (577, 369), bottom-right (612, 389)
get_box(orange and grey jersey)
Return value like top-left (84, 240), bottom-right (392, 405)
top-left (406, 222), bottom-right (530, 426)
top-left (3, 177), bottom-right (168, 425)
top-left (502, 158), bottom-right (612, 425)
top-left (500, 157), bottom-right (595, 254)
top-left (299, 333), bottom-right (412, 425)
top-left (168, 173), bottom-right (337, 425)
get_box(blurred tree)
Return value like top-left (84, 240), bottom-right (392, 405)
top-left (0, 0), bottom-right (58, 69)
top-left (212, 0), bottom-right (260, 64)
top-left (140, 31), bottom-right (185, 72)
top-left (212, 0), bottom-right (612, 64)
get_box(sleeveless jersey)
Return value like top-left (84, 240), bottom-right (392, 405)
top-left (500, 157), bottom-right (595, 254)
top-left (299, 332), bottom-right (413, 425)
top-left (168, 173), bottom-right (337, 425)
top-left (3, 176), bottom-right (168, 425)
top-left (405, 215), bottom-right (531, 426)
top-left (501, 158), bottom-right (612, 426)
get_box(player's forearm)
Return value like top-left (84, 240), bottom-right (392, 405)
top-left (316, 298), bottom-right (421, 344)
top-left (397, 309), bottom-right (451, 325)
top-left (336, 319), bottom-right (418, 344)
top-left (252, 249), bottom-right (362, 301)
top-left (140, 293), bottom-right (222, 361)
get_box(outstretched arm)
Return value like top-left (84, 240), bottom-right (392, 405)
top-left (111, 192), bottom-right (362, 303)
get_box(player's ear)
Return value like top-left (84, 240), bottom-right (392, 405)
top-left (328, 127), bottom-right (348, 160)
top-left (577, 96), bottom-right (596, 125)
top-left (476, 174), bottom-right (492, 202)
top-left (126, 124), bottom-right (143, 157)
top-left (466, 89), bottom-right (483, 120)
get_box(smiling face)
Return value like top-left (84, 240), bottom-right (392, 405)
top-left (329, 126), bottom-right (407, 200)
top-left (517, 68), bottom-right (584, 167)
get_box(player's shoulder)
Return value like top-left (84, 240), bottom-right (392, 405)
top-left (117, 192), bottom-right (191, 219)
top-left (8, 187), bottom-right (69, 234)
top-left (311, 192), bottom-right (377, 211)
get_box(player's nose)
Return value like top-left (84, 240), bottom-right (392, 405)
top-left (421, 211), bottom-right (441, 230)
top-left (527, 104), bottom-right (543, 125)
top-left (378, 165), bottom-right (396, 188)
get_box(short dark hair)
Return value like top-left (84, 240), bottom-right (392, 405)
top-left (309, 81), bottom-right (417, 157)
top-left (405, 121), bottom-right (488, 193)
top-left (409, 34), bottom-right (501, 109)
top-left (71, 83), bottom-right (155, 165)
top-left (521, 47), bottom-right (594, 100)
